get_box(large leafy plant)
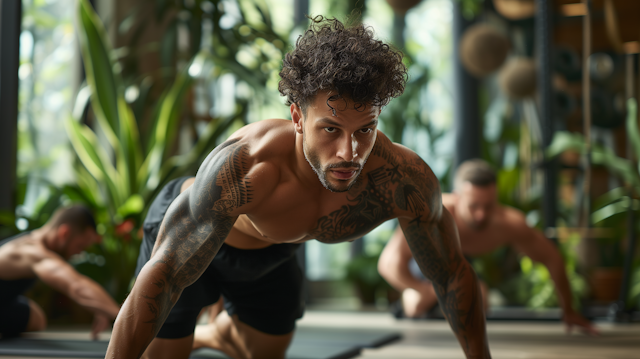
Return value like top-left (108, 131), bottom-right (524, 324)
top-left (546, 98), bottom-right (640, 307)
top-left (546, 99), bottom-right (640, 266)
top-left (68, 0), bottom-right (242, 301)
top-left (118, 0), bottom-right (291, 125)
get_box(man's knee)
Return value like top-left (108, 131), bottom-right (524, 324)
top-left (26, 299), bottom-right (47, 332)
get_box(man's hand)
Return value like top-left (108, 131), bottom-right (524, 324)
top-left (91, 313), bottom-right (112, 340)
top-left (563, 310), bottom-right (599, 336)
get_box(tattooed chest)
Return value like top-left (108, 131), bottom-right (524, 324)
top-left (309, 164), bottom-right (429, 243)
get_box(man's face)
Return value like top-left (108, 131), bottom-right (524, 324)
top-left (456, 182), bottom-right (497, 230)
top-left (294, 92), bottom-right (380, 192)
top-left (60, 226), bottom-right (102, 259)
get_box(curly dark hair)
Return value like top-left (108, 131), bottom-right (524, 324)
top-left (279, 16), bottom-right (408, 114)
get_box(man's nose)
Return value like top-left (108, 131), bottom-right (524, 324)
top-left (336, 134), bottom-right (357, 161)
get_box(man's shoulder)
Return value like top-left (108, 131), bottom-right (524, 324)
top-left (370, 131), bottom-right (421, 164)
top-left (499, 206), bottom-right (534, 234)
top-left (228, 119), bottom-right (294, 159)
top-left (197, 119), bottom-right (291, 210)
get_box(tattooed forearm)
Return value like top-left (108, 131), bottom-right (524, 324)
top-left (122, 142), bottom-right (252, 351)
top-left (404, 214), bottom-right (490, 358)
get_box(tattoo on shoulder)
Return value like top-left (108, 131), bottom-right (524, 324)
top-left (141, 141), bottom-right (253, 336)
top-left (212, 144), bottom-right (253, 214)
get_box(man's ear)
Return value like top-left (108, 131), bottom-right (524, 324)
top-left (56, 224), bottom-right (71, 241)
top-left (291, 103), bottom-right (304, 134)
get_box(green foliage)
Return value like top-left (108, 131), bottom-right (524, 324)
top-left (67, 0), bottom-right (247, 301)
top-left (547, 98), bottom-right (640, 270)
top-left (378, 61), bottom-right (430, 144)
top-left (455, 0), bottom-right (485, 19)
top-left (547, 99), bottom-right (640, 194)
top-left (629, 260), bottom-right (640, 309)
top-left (118, 0), bottom-right (290, 121)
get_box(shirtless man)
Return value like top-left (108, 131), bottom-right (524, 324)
top-left (378, 159), bottom-right (598, 335)
top-left (0, 205), bottom-right (120, 339)
top-left (106, 17), bottom-right (491, 359)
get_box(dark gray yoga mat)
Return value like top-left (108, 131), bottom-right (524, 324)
top-left (0, 327), bottom-right (400, 359)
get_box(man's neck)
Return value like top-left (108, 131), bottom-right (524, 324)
top-left (34, 227), bottom-right (60, 254)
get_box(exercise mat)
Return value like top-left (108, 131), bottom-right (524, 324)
top-left (0, 327), bottom-right (401, 359)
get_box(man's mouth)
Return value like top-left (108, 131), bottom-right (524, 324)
top-left (330, 169), bottom-right (357, 180)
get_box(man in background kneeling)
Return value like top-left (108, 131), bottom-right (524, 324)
top-left (0, 205), bottom-right (120, 339)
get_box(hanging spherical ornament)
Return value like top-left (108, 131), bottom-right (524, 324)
top-left (499, 57), bottom-right (537, 99)
top-left (460, 24), bottom-right (510, 77)
top-left (385, 0), bottom-right (423, 15)
top-left (492, 0), bottom-right (535, 20)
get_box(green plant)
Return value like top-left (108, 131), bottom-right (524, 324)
top-left (346, 252), bottom-right (391, 305)
top-left (547, 98), bottom-right (640, 269)
top-left (117, 0), bottom-right (291, 126)
top-left (67, 0), bottom-right (243, 302)
top-left (628, 260), bottom-right (640, 309)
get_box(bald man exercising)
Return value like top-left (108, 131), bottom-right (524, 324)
top-left (0, 205), bottom-right (119, 339)
top-left (378, 159), bottom-right (598, 335)
top-left (107, 16), bottom-right (491, 359)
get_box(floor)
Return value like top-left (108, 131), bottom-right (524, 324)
top-left (299, 311), bottom-right (640, 359)
top-left (4, 310), bottom-right (640, 359)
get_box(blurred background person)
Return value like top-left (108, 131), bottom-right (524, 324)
top-left (0, 205), bottom-right (120, 339)
top-left (378, 159), bottom-right (598, 335)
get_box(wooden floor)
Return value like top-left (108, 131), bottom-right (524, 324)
top-left (4, 310), bottom-right (640, 359)
top-left (299, 311), bottom-right (640, 359)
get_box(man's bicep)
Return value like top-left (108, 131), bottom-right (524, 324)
top-left (147, 140), bottom-right (253, 287)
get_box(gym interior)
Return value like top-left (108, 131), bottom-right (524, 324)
top-left (0, 0), bottom-right (639, 358)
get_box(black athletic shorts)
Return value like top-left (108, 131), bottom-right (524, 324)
top-left (135, 177), bottom-right (305, 338)
top-left (0, 233), bottom-right (36, 337)
top-left (0, 295), bottom-right (31, 337)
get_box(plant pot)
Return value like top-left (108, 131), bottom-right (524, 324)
top-left (589, 267), bottom-right (623, 302)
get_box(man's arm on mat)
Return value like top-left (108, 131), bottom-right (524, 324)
top-left (378, 226), bottom-right (428, 293)
top-left (399, 155), bottom-right (490, 358)
top-left (106, 140), bottom-right (259, 358)
top-left (33, 255), bottom-right (120, 319)
top-left (511, 222), bottom-right (598, 335)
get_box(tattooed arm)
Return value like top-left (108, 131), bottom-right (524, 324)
top-left (106, 140), bottom-right (256, 358)
top-left (396, 154), bottom-right (490, 358)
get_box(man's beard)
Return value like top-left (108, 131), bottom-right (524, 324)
top-left (303, 136), bottom-right (364, 193)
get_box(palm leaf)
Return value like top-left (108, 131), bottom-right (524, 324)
top-left (65, 118), bottom-right (123, 209)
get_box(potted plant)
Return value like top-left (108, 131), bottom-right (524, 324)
top-left (546, 98), bottom-right (640, 304)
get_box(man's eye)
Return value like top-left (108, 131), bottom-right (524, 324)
top-left (359, 128), bottom-right (372, 134)
top-left (324, 127), bottom-right (336, 133)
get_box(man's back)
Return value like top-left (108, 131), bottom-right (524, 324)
top-left (0, 233), bottom-right (47, 281)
